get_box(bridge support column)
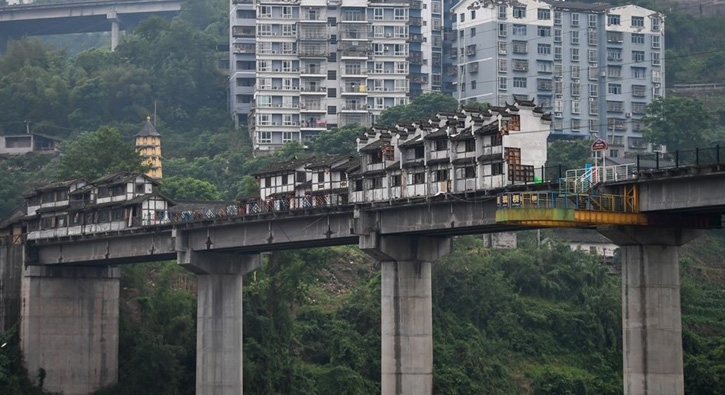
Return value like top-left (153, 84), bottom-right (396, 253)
top-left (179, 251), bottom-right (260, 395)
top-left (599, 226), bottom-right (701, 395)
top-left (107, 12), bottom-right (120, 51)
top-left (361, 234), bottom-right (450, 395)
top-left (20, 265), bottom-right (120, 395)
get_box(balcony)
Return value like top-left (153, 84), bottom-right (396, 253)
top-left (299, 46), bottom-right (328, 58)
top-left (300, 86), bottom-right (326, 94)
top-left (341, 68), bottom-right (367, 78)
top-left (468, 63), bottom-right (478, 73)
top-left (340, 48), bottom-right (369, 59)
top-left (300, 66), bottom-right (325, 76)
top-left (299, 102), bottom-right (325, 112)
top-left (341, 85), bottom-right (368, 95)
top-left (466, 44), bottom-right (476, 56)
top-left (408, 34), bottom-right (423, 43)
top-left (232, 26), bottom-right (255, 38)
top-left (408, 55), bottom-right (426, 65)
top-left (341, 104), bottom-right (369, 112)
top-left (300, 119), bottom-right (327, 129)
top-left (409, 17), bottom-right (422, 26)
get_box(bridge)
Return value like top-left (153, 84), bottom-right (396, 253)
top-left (3, 147), bottom-right (725, 395)
top-left (0, 0), bottom-right (182, 51)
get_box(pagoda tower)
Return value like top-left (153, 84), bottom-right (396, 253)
top-left (135, 116), bottom-right (162, 179)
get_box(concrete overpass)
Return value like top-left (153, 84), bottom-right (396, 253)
top-left (5, 154), bottom-right (725, 395)
top-left (0, 0), bottom-right (182, 51)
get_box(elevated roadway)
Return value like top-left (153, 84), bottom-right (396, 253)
top-left (9, 151), bottom-right (725, 395)
top-left (0, 0), bottom-right (182, 50)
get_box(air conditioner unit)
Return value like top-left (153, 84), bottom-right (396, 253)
top-left (385, 33), bottom-right (392, 38)
top-left (625, 112), bottom-right (631, 118)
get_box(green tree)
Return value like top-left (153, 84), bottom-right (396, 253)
top-left (311, 124), bottom-right (365, 156)
top-left (547, 139), bottom-right (594, 171)
top-left (377, 93), bottom-right (459, 126)
top-left (643, 95), bottom-right (716, 151)
top-left (158, 176), bottom-right (221, 200)
top-left (55, 126), bottom-right (147, 181)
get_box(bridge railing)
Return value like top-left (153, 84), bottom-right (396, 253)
top-left (635, 145), bottom-right (724, 171)
top-left (496, 191), bottom-right (636, 213)
top-left (170, 195), bottom-right (348, 224)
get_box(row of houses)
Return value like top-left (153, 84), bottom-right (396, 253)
top-left (252, 98), bottom-right (553, 207)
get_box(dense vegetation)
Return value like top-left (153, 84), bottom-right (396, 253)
top-left (1, 0), bottom-right (725, 394)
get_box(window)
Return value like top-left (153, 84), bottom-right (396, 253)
top-left (513, 6), bottom-right (526, 18)
top-left (259, 131), bottom-right (272, 144)
top-left (471, 27), bottom-right (476, 37)
top-left (572, 100), bottom-right (580, 114)
top-left (632, 16), bottom-right (644, 27)
top-left (632, 85), bottom-right (646, 97)
top-left (652, 35), bottom-right (660, 49)
top-left (459, 12), bottom-right (465, 22)
top-left (570, 48), bottom-right (580, 62)
top-left (632, 102), bottom-right (647, 114)
top-left (651, 52), bottom-right (660, 65)
top-left (652, 17), bottom-right (661, 31)
top-left (608, 84), bottom-right (622, 94)
top-left (373, 8), bottom-right (383, 20)
top-left (513, 25), bottom-right (527, 36)
top-left (412, 172), bottom-right (425, 184)
top-left (499, 77), bottom-right (507, 90)
top-left (589, 84), bottom-right (597, 97)
top-left (632, 67), bottom-right (646, 79)
top-left (555, 28), bottom-right (562, 43)
top-left (498, 59), bottom-right (507, 72)
top-left (537, 44), bottom-right (551, 55)
top-left (571, 13), bottom-right (579, 27)
top-left (588, 30), bottom-right (597, 46)
top-left (652, 69), bottom-right (662, 83)
top-left (465, 139), bottom-right (475, 152)
top-left (571, 65), bottom-right (580, 78)
top-left (498, 41), bottom-right (507, 54)
top-left (554, 11), bottom-right (562, 25)
top-left (607, 101), bottom-right (624, 112)
top-left (537, 61), bottom-right (553, 73)
top-left (589, 100), bottom-right (598, 115)
top-left (513, 41), bottom-right (527, 54)
top-left (471, 80), bottom-right (477, 90)
top-left (432, 169), bottom-right (449, 182)
top-left (608, 31), bottom-right (624, 43)
top-left (471, 10), bottom-right (476, 19)
top-left (492, 162), bottom-right (504, 175)
top-left (571, 82), bottom-right (580, 96)
top-left (328, 88), bottom-right (337, 98)
top-left (513, 77), bottom-right (527, 88)
top-left (327, 105), bottom-right (337, 114)
top-left (607, 14), bottom-right (620, 25)
top-left (498, 23), bottom-right (507, 37)
top-left (571, 31), bottom-right (579, 45)
top-left (607, 66), bottom-right (621, 78)
top-left (328, 70), bottom-right (337, 80)
top-left (537, 9), bottom-right (550, 20)
top-left (394, 8), bottom-right (408, 20)
top-left (572, 118), bottom-right (581, 131)
top-left (538, 26), bottom-right (551, 37)
top-left (554, 47), bottom-right (562, 61)
top-left (512, 59), bottom-right (528, 71)
top-left (588, 14), bottom-right (597, 27)
top-left (537, 78), bottom-right (553, 91)
top-left (632, 51), bottom-right (645, 62)
top-left (631, 33), bottom-right (644, 44)
top-left (588, 49), bottom-right (597, 63)
top-left (498, 5), bottom-right (506, 19)
top-left (608, 48), bottom-right (622, 61)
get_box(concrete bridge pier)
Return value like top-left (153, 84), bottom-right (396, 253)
top-left (179, 251), bottom-right (261, 395)
top-left (107, 12), bottom-right (120, 51)
top-left (600, 226), bottom-right (701, 395)
top-left (361, 234), bottom-right (451, 395)
top-left (20, 265), bottom-right (120, 395)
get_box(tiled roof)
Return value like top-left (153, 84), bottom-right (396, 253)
top-left (254, 157), bottom-right (313, 176)
top-left (135, 118), bottom-right (161, 137)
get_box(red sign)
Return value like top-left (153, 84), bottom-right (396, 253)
top-left (591, 138), bottom-right (608, 151)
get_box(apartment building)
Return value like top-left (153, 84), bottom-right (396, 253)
top-left (451, 0), bottom-right (665, 156)
top-left (230, 0), bottom-right (446, 153)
